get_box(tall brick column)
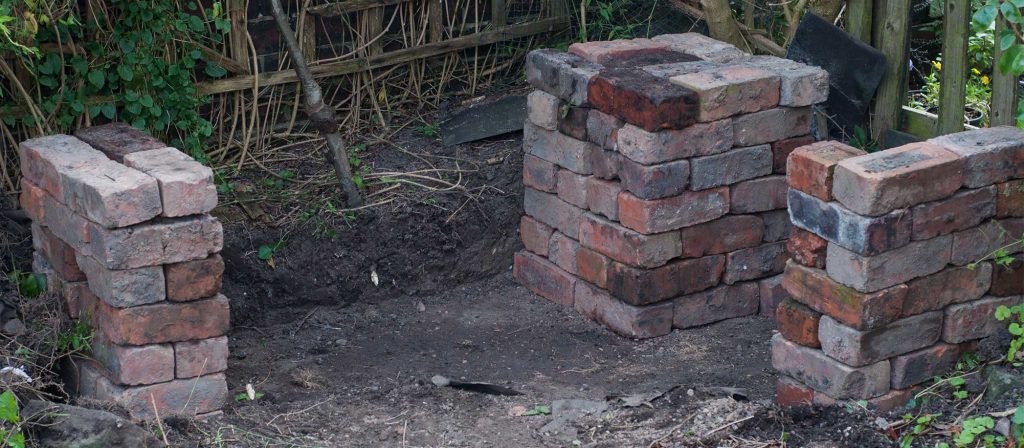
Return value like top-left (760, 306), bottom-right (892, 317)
top-left (22, 124), bottom-right (229, 419)
top-left (778, 127), bottom-right (1024, 409)
top-left (514, 34), bottom-right (829, 338)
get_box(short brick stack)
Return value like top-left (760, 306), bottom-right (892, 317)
top-left (21, 123), bottom-right (228, 419)
top-left (513, 33), bottom-right (829, 338)
top-left (777, 126), bottom-right (1024, 409)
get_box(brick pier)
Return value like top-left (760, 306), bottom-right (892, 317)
top-left (22, 124), bottom-right (228, 419)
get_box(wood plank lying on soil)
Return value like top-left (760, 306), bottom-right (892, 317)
top-left (441, 95), bottom-right (527, 147)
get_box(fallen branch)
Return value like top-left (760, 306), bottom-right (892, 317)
top-left (669, 0), bottom-right (786, 56)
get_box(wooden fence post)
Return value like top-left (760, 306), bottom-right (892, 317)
top-left (936, 0), bottom-right (969, 134)
top-left (991, 17), bottom-right (1019, 126)
top-left (846, 0), bottom-right (873, 44)
top-left (870, 0), bottom-right (911, 140)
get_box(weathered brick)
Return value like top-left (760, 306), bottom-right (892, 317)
top-left (826, 237), bottom-right (952, 292)
top-left (991, 258), bottom-right (1024, 296)
top-left (548, 232), bottom-right (581, 275)
top-left (523, 154), bottom-right (559, 192)
top-left (574, 281), bottom-right (673, 339)
top-left (758, 274), bottom-right (789, 316)
top-left (91, 336), bottom-right (174, 385)
top-left (585, 178), bottom-right (621, 220)
top-left (89, 215), bottom-right (224, 270)
top-left (944, 296), bottom-right (1024, 343)
top-left (761, 209), bottom-right (792, 242)
top-left (867, 388), bottom-right (918, 412)
top-left (41, 193), bottom-right (91, 254)
top-left (92, 294), bottom-right (230, 345)
top-left (996, 180), bottom-right (1024, 217)
top-left (122, 148), bottom-right (217, 218)
top-left (690, 145), bottom-right (772, 190)
top-left (106, 373), bottom-right (228, 419)
top-left (619, 158), bottom-right (690, 199)
top-left (903, 263), bottom-right (992, 315)
top-left (929, 126), bottom-right (1024, 188)
top-left (787, 141), bottom-right (866, 200)
top-left (76, 254), bottom-right (165, 307)
top-left (569, 38), bottom-right (670, 64)
top-left (776, 375), bottom-right (815, 406)
top-left (576, 247), bottom-right (610, 288)
top-left (776, 298), bottom-right (821, 347)
top-left (618, 188), bottom-right (729, 233)
top-left (641, 60), bottom-right (720, 79)
top-left (911, 187), bottom-right (995, 240)
top-left (772, 135), bottom-right (815, 174)
top-left (557, 106), bottom-right (590, 141)
top-left (786, 228), bottom-right (827, 268)
top-left (587, 68), bottom-right (699, 131)
top-left (578, 213), bottom-right (681, 267)
top-left (607, 255), bottom-right (724, 305)
top-left (60, 280), bottom-right (97, 319)
top-left (165, 254), bottom-right (225, 302)
top-left (890, 342), bottom-right (974, 389)
top-left (523, 122), bottom-right (595, 174)
top-left (616, 120), bottom-right (733, 164)
top-left (557, 169), bottom-right (589, 207)
top-left (520, 215), bottom-right (554, 256)
top-left (670, 65), bottom-right (780, 121)
top-left (524, 188), bottom-right (583, 239)
top-left (680, 215), bottom-right (763, 258)
top-left (724, 241), bottom-right (787, 284)
top-left (585, 109), bottom-right (623, 149)
top-left (525, 49), bottom-right (601, 105)
top-left (788, 189), bottom-right (912, 256)
top-left (744, 56), bottom-right (829, 106)
top-left (31, 224), bottom-right (85, 281)
top-left (19, 134), bottom-right (108, 200)
top-left (513, 250), bottom-right (575, 307)
top-left (74, 123), bottom-right (167, 163)
top-left (771, 333), bottom-right (890, 399)
top-left (527, 90), bottom-right (562, 130)
top-left (672, 282), bottom-right (759, 328)
top-left (589, 149), bottom-right (623, 180)
top-left (783, 260), bottom-right (907, 330)
top-left (832, 142), bottom-right (965, 216)
top-left (19, 179), bottom-right (47, 222)
top-left (733, 107), bottom-right (812, 147)
top-left (59, 160), bottom-right (162, 228)
top-left (730, 175), bottom-right (787, 213)
top-left (651, 33), bottom-right (749, 63)
top-left (950, 220), bottom-right (1023, 266)
top-left (175, 336), bottom-right (229, 378)
top-left (818, 312), bottom-right (942, 367)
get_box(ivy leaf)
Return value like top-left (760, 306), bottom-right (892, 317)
top-left (117, 65), bottom-right (134, 82)
top-left (973, 3), bottom-right (998, 29)
top-left (87, 70), bottom-right (105, 89)
top-left (257, 245), bottom-right (275, 260)
top-left (204, 63), bottom-right (227, 78)
top-left (101, 103), bottom-right (116, 120)
top-left (0, 391), bottom-right (19, 423)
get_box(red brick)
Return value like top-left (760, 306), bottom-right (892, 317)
top-left (61, 280), bottom-right (96, 320)
top-left (771, 333), bottom-right (890, 399)
top-left (911, 186), bottom-right (995, 240)
top-left (618, 188), bottom-right (729, 234)
top-left (19, 134), bottom-right (108, 200)
top-left (524, 123), bottom-right (595, 174)
top-left (588, 149), bottom-right (623, 180)
top-left (569, 38), bottom-right (669, 63)
top-left (513, 251), bottom-right (576, 307)
top-left (868, 388), bottom-right (917, 412)
top-left (670, 65), bottom-right (781, 121)
top-left (730, 175), bottom-right (788, 213)
top-left (652, 33), bottom-right (748, 62)
top-left (746, 55), bottom-right (829, 107)
top-left (90, 336), bottom-right (174, 385)
top-left (950, 220), bottom-right (1024, 266)
top-left (690, 145), bottom-right (773, 190)
top-left (943, 295), bottom-right (1024, 343)
top-left (826, 237), bottom-right (952, 292)
top-left (996, 179), bottom-right (1024, 217)
top-left (680, 215), bottom-right (764, 258)
top-left (723, 241), bottom-right (787, 284)
top-left (76, 253), bottom-right (166, 307)
top-left (903, 263), bottom-right (992, 315)
top-left (672, 282), bottom-right (759, 328)
top-left (991, 258), bottom-right (1024, 296)
top-left (618, 158), bottom-right (690, 200)
top-left (758, 274), bottom-right (789, 316)
top-left (574, 281), bottom-right (673, 339)
top-left (41, 189), bottom-right (91, 254)
top-left (74, 123), bottom-right (167, 163)
top-left (586, 109), bottom-right (623, 149)
top-left (772, 135), bottom-right (815, 174)
top-left (548, 232), bottom-right (580, 275)
top-left (818, 312), bottom-right (943, 367)
top-left (788, 189), bottom-right (913, 256)
top-left (174, 336), bottom-right (229, 378)
top-left (607, 255), bottom-right (724, 305)
top-left (587, 68), bottom-right (699, 132)
top-left (109, 373), bottom-right (228, 419)
top-left (59, 159), bottom-right (163, 228)
top-left (557, 169), bottom-right (589, 208)
top-left (89, 215), bottom-right (223, 269)
top-left (525, 49), bottom-right (600, 106)
top-left (786, 228), bottom-right (828, 269)
top-left (31, 223), bottom-right (85, 281)
top-left (527, 90), bottom-right (562, 130)
top-left (787, 141), bottom-right (865, 201)
top-left (164, 254), bottom-right (225, 302)
top-left (557, 106), bottom-right (590, 141)
top-left (616, 120), bottom-right (733, 164)
top-left (524, 188), bottom-right (584, 240)
top-left (929, 126), bottom-right (1024, 188)
top-left (576, 247), bottom-right (610, 288)
top-left (122, 148), bottom-right (217, 218)
top-left (777, 376), bottom-right (814, 406)
top-left (585, 178), bottom-right (621, 220)
top-left (890, 342), bottom-right (975, 389)
top-left (761, 209), bottom-right (793, 242)
top-left (733, 107), bottom-right (812, 147)
top-left (775, 298), bottom-right (821, 348)
top-left (521, 215), bottom-right (554, 256)
top-left (578, 213), bottom-right (681, 268)
top-left (832, 142), bottom-right (964, 216)
top-left (92, 295), bottom-right (231, 345)
top-left (19, 178), bottom-right (47, 222)
top-left (523, 154), bottom-right (559, 193)
top-left (782, 260), bottom-right (906, 330)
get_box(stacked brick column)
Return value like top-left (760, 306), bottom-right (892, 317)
top-left (514, 34), bottom-right (829, 338)
top-left (20, 124), bottom-right (228, 419)
top-left (777, 126), bottom-right (1024, 409)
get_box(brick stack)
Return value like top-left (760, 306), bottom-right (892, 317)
top-left (513, 34), bottom-right (829, 338)
top-left (777, 126), bottom-right (1024, 409)
top-left (21, 123), bottom-right (228, 419)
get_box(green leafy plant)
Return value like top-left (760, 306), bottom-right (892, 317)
top-left (51, 319), bottom-right (93, 354)
top-left (955, 415), bottom-right (1001, 447)
top-left (0, 391), bottom-right (24, 448)
top-left (848, 125), bottom-right (878, 153)
top-left (520, 405), bottom-right (551, 416)
top-left (900, 413), bottom-right (940, 448)
top-left (996, 304), bottom-right (1024, 365)
top-left (415, 122), bottom-right (440, 138)
top-left (5, 270), bottom-right (45, 298)
top-left (262, 169), bottom-right (295, 190)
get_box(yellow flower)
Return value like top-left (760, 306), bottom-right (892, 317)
top-left (932, 61), bottom-right (942, 71)
top-left (983, 75), bottom-right (990, 85)
top-left (972, 68), bottom-right (981, 75)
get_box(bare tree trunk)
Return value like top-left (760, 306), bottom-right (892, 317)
top-left (269, 0), bottom-right (362, 208)
top-left (700, 0), bottom-right (752, 53)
